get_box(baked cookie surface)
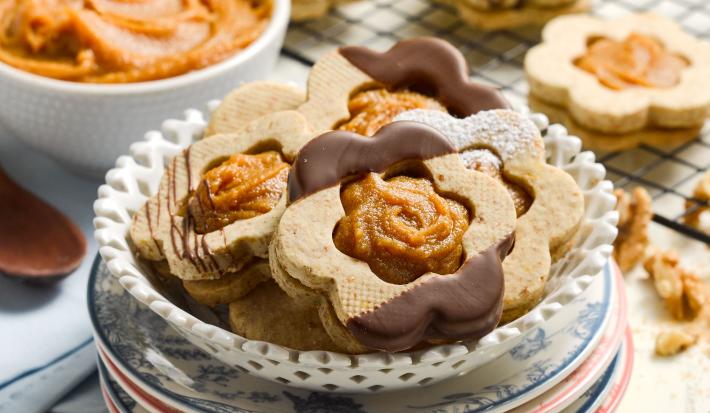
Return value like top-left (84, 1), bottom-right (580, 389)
top-left (525, 13), bottom-right (710, 147)
top-left (395, 109), bottom-right (585, 322)
top-left (272, 122), bottom-right (517, 352)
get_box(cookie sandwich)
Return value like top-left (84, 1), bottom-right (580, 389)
top-left (130, 110), bottom-right (315, 306)
top-left (525, 13), bottom-right (710, 150)
top-left (453, 0), bottom-right (591, 31)
top-left (270, 121), bottom-right (517, 353)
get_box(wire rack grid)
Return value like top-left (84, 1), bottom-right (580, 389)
top-left (281, 0), bottom-right (710, 244)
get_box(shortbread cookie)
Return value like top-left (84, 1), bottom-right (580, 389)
top-left (296, 37), bottom-right (510, 135)
top-left (525, 14), bottom-right (710, 144)
top-left (229, 280), bottom-right (344, 352)
top-left (394, 109), bottom-right (585, 322)
top-left (183, 260), bottom-right (271, 306)
top-left (272, 121), bottom-right (517, 352)
top-left (130, 110), bottom-right (314, 280)
top-left (528, 95), bottom-right (700, 151)
top-left (291, 0), bottom-right (333, 20)
top-left (455, 0), bottom-right (591, 31)
top-left (206, 81), bottom-right (305, 136)
top-left (464, 0), bottom-right (577, 11)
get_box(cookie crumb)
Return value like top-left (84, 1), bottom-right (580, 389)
top-left (613, 187), bottom-right (652, 272)
top-left (683, 171), bottom-right (710, 234)
top-left (655, 329), bottom-right (697, 356)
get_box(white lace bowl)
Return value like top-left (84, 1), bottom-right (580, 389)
top-left (94, 104), bottom-right (618, 393)
top-left (0, 0), bottom-right (288, 177)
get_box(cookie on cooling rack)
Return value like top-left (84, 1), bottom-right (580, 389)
top-left (294, 37), bottom-right (510, 135)
top-left (395, 109), bottom-right (584, 322)
top-left (453, 0), bottom-right (591, 31)
top-left (270, 121), bottom-right (517, 353)
top-left (525, 13), bottom-right (710, 150)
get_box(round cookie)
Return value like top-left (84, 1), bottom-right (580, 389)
top-left (183, 260), bottom-right (271, 306)
top-left (272, 121), bottom-right (517, 352)
top-left (229, 280), bottom-right (344, 352)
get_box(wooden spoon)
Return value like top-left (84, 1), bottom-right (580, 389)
top-left (0, 166), bottom-right (86, 282)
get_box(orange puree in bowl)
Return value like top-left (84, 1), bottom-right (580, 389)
top-left (575, 33), bottom-right (688, 90)
top-left (0, 0), bottom-right (271, 83)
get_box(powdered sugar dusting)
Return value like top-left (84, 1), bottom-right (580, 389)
top-left (394, 109), bottom-right (542, 162)
top-left (460, 149), bottom-right (501, 170)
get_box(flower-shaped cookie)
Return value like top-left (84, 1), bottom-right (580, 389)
top-left (525, 14), bottom-right (710, 136)
top-left (205, 81), bottom-right (306, 137)
top-left (130, 110), bottom-right (314, 280)
top-left (394, 109), bottom-right (584, 322)
top-left (291, 0), bottom-right (336, 21)
top-left (454, 0), bottom-right (591, 31)
top-left (271, 121), bottom-right (517, 352)
top-left (296, 37), bottom-right (510, 135)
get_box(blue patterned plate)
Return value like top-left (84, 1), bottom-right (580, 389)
top-left (89, 255), bottom-right (614, 413)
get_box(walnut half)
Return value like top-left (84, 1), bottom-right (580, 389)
top-left (613, 187), bottom-right (652, 272)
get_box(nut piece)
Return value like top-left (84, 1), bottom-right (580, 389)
top-left (644, 250), bottom-right (706, 321)
top-left (683, 171), bottom-right (710, 233)
top-left (655, 330), bottom-right (697, 356)
top-left (613, 187), bottom-right (652, 272)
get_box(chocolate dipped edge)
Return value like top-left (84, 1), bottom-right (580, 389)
top-left (287, 121), bottom-right (457, 203)
top-left (339, 37), bottom-right (510, 117)
top-left (347, 231), bottom-right (514, 352)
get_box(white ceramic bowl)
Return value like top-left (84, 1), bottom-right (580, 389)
top-left (0, 0), bottom-right (289, 177)
top-left (94, 105), bottom-right (618, 392)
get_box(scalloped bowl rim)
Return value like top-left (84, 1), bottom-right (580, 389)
top-left (94, 105), bottom-right (618, 369)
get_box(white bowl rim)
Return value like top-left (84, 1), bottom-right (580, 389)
top-left (0, 0), bottom-right (289, 96)
top-left (93, 104), bottom-right (619, 370)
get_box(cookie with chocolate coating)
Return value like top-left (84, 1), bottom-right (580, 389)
top-left (295, 37), bottom-right (510, 136)
top-left (271, 121), bottom-right (517, 352)
top-left (394, 108), bottom-right (584, 322)
top-left (130, 110), bottom-right (314, 281)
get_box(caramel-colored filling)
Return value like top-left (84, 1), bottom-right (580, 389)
top-left (461, 149), bottom-right (532, 217)
top-left (0, 0), bottom-right (270, 83)
top-left (338, 89), bottom-right (446, 136)
top-left (333, 173), bottom-right (469, 285)
top-left (575, 33), bottom-right (688, 90)
top-left (189, 151), bottom-right (288, 234)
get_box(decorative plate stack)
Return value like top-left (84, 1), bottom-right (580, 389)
top-left (90, 256), bottom-right (632, 413)
top-left (92, 92), bottom-right (631, 411)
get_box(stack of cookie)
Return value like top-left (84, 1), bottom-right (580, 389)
top-left (130, 38), bottom-right (585, 354)
top-left (451, 0), bottom-right (592, 31)
top-left (525, 13), bottom-right (710, 151)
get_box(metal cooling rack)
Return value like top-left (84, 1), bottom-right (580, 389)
top-left (281, 0), bottom-right (710, 244)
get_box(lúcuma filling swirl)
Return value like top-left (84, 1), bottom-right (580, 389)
top-left (0, 0), bottom-right (271, 83)
top-left (188, 151), bottom-right (289, 234)
top-left (333, 173), bottom-right (469, 285)
top-left (575, 33), bottom-right (688, 90)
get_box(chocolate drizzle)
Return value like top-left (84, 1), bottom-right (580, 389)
top-left (339, 37), bottom-right (510, 117)
top-left (288, 121), bottom-right (457, 203)
top-left (348, 232), bottom-right (513, 352)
